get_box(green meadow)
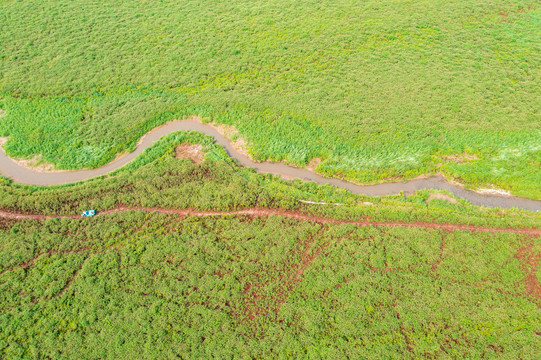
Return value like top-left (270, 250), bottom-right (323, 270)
top-left (0, 0), bottom-right (539, 198)
top-left (1, 213), bottom-right (539, 359)
top-left (0, 1), bottom-right (540, 358)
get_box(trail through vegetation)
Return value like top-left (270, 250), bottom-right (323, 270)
top-left (0, 206), bottom-right (539, 235)
top-left (0, 123), bottom-right (539, 358)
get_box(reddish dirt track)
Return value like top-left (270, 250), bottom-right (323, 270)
top-left (0, 207), bottom-right (539, 235)
top-left (514, 244), bottom-right (541, 299)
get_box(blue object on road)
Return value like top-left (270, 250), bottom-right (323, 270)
top-left (81, 210), bottom-right (95, 217)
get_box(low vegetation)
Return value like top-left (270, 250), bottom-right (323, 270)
top-left (0, 1), bottom-right (539, 358)
top-left (0, 130), bottom-right (538, 358)
top-left (0, 1), bottom-right (539, 197)
top-left (0, 211), bottom-right (539, 359)
top-left (0, 131), bottom-right (538, 230)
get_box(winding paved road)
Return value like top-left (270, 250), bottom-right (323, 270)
top-left (0, 119), bottom-right (540, 211)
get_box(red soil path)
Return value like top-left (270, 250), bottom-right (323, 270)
top-left (514, 244), bottom-right (541, 300)
top-left (0, 206), bottom-right (539, 235)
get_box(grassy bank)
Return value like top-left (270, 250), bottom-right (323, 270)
top-left (0, 130), bottom-right (539, 229)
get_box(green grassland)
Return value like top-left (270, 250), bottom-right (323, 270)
top-left (0, 128), bottom-right (539, 358)
top-left (1, 211), bottom-right (539, 359)
top-left (0, 0), bottom-right (540, 198)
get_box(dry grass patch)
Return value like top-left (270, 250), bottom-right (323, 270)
top-left (211, 122), bottom-right (251, 158)
top-left (428, 193), bottom-right (457, 204)
top-left (307, 157), bottom-right (322, 171)
top-left (174, 143), bottom-right (204, 163)
top-left (442, 153), bottom-right (478, 163)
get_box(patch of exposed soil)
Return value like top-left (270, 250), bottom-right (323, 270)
top-left (11, 154), bottom-right (59, 172)
top-left (476, 188), bottom-right (511, 197)
top-left (514, 244), bottom-right (541, 301)
top-left (0, 109), bottom-right (5, 118)
top-left (306, 157), bottom-right (322, 171)
top-left (174, 143), bottom-right (204, 163)
top-left (441, 153), bottom-right (478, 163)
top-left (444, 173), bottom-right (512, 197)
top-left (428, 193), bottom-right (457, 204)
top-left (499, 6), bottom-right (534, 24)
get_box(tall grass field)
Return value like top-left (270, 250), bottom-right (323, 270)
top-left (0, 0), bottom-right (539, 197)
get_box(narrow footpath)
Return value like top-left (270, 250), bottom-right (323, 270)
top-left (0, 207), bottom-right (539, 235)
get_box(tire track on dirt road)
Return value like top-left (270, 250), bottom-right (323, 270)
top-left (0, 207), bottom-right (539, 235)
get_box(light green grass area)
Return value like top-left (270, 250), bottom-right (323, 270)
top-left (0, 1), bottom-right (540, 197)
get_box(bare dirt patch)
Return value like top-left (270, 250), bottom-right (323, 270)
top-left (174, 142), bottom-right (204, 163)
top-left (0, 109), bottom-right (5, 118)
top-left (499, 6), bottom-right (534, 24)
top-left (476, 188), bottom-right (511, 197)
top-left (428, 193), bottom-right (457, 204)
top-left (12, 154), bottom-right (59, 172)
top-left (442, 153), bottom-right (478, 163)
top-left (514, 244), bottom-right (541, 302)
top-left (500, 10), bottom-right (511, 23)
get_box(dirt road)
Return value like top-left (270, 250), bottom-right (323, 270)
top-left (0, 207), bottom-right (538, 235)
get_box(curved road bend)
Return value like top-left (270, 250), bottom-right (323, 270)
top-left (0, 120), bottom-right (539, 211)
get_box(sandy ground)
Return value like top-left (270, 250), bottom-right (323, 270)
top-left (175, 143), bottom-right (204, 163)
